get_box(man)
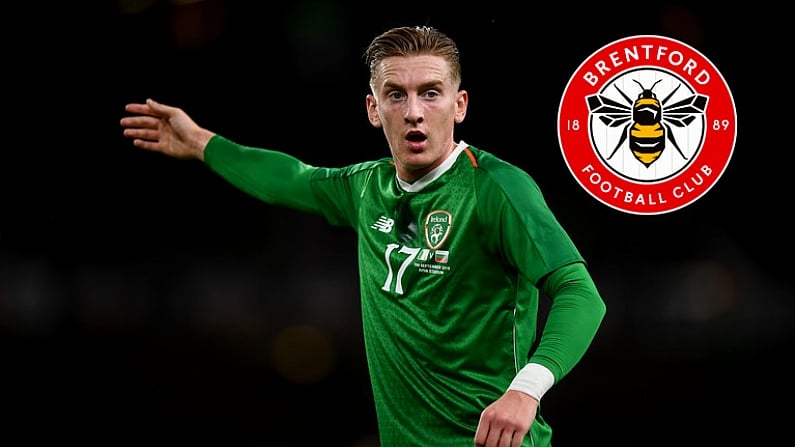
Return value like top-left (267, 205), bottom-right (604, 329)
top-left (120, 25), bottom-right (606, 447)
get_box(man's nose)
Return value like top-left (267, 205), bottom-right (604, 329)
top-left (404, 95), bottom-right (423, 123)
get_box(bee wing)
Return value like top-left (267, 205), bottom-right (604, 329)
top-left (586, 94), bottom-right (632, 127)
top-left (663, 94), bottom-right (708, 127)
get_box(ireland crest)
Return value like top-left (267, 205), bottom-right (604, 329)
top-left (424, 210), bottom-right (452, 249)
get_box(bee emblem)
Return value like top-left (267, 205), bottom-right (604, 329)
top-left (586, 78), bottom-right (708, 167)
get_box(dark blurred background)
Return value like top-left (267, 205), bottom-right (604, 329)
top-left (2, 1), bottom-right (791, 445)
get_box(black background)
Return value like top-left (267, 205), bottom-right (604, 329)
top-left (3, 1), bottom-right (791, 445)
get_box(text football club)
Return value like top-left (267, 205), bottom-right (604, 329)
top-left (558, 34), bottom-right (736, 215)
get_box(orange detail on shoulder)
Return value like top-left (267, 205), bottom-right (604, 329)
top-left (464, 148), bottom-right (478, 167)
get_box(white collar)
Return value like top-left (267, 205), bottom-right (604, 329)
top-left (396, 141), bottom-right (469, 192)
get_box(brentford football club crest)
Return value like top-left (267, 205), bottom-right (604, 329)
top-left (558, 35), bottom-right (736, 215)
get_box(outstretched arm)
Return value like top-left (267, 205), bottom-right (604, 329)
top-left (120, 98), bottom-right (215, 161)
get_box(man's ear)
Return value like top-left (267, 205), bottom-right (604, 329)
top-left (366, 94), bottom-right (382, 128)
top-left (454, 90), bottom-right (468, 124)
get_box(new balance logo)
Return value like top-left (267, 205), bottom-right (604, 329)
top-left (371, 216), bottom-right (394, 233)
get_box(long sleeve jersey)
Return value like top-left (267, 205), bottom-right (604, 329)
top-left (204, 136), bottom-right (606, 447)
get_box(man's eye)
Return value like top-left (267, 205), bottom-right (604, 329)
top-left (388, 92), bottom-right (404, 100)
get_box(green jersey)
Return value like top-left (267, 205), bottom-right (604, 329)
top-left (205, 137), bottom-right (604, 446)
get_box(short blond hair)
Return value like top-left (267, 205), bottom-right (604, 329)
top-left (363, 26), bottom-right (462, 88)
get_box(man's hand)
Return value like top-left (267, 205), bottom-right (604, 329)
top-left (120, 98), bottom-right (215, 161)
top-left (474, 390), bottom-right (538, 447)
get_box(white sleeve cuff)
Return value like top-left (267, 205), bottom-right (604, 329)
top-left (507, 363), bottom-right (555, 402)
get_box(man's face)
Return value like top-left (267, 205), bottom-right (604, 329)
top-left (366, 55), bottom-right (468, 182)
